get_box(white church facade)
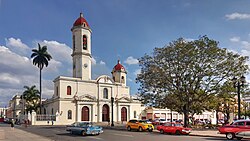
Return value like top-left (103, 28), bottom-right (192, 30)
top-left (43, 13), bottom-right (142, 124)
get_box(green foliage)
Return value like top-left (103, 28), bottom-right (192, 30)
top-left (136, 36), bottom-right (249, 126)
top-left (31, 43), bottom-right (52, 70)
top-left (22, 85), bottom-right (40, 112)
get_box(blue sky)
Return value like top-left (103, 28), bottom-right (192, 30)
top-left (1, 0), bottom-right (250, 107)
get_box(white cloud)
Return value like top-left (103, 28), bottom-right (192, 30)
top-left (133, 69), bottom-right (141, 76)
top-left (100, 60), bottom-right (106, 65)
top-left (124, 56), bottom-right (139, 65)
top-left (5, 38), bottom-right (30, 56)
top-left (230, 37), bottom-right (240, 42)
top-left (41, 40), bottom-right (72, 64)
top-left (225, 12), bottom-right (250, 20)
top-left (91, 57), bottom-right (97, 65)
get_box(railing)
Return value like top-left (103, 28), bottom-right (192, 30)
top-left (36, 114), bottom-right (56, 121)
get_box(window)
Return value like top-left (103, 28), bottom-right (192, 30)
top-left (121, 76), bottom-right (125, 83)
top-left (68, 110), bottom-right (72, 119)
top-left (51, 108), bottom-right (54, 115)
top-left (134, 111), bottom-right (137, 118)
top-left (113, 77), bottom-right (115, 81)
top-left (103, 88), bottom-right (108, 99)
top-left (237, 122), bottom-right (245, 126)
top-left (56, 86), bottom-right (58, 96)
top-left (73, 35), bottom-right (75, 51)
top-left (83, 35), bottom-right (87, 50)
top-left (246, 122), bottom-right (250, 126)
top-left (67, 86), bottom-right (71, 95)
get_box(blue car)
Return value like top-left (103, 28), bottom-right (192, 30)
top-left (66, 122), bottom-right (103, 136)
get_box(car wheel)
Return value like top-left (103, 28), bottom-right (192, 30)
top-left (160, 129), bottom-right (164, 134)
top-left (175, 130), bottom-right (181, 135)
top-left (226, 133), bottom-right (234, 140)
top-left (127, 126), bottom-right (131, 131)
top-left (138, 126), bottom-right (143, 132)
top-left (81, 131), bottom-right (86, 136)
top-left (236, 137), bottom-right (243, 140)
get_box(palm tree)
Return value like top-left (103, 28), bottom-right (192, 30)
top-left (31, 43), bottom-right (52, 113)
top-left (22, 85), bottom-right (40, 112)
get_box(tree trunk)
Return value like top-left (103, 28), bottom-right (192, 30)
top-left (183, 105), bottom-right (189, 127)
top-left (216, 110), bottom-right (219, 125)
top-left (40, 67), bottom-right (42, 114)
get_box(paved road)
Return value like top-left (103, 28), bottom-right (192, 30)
top-left (16, 125), bottom-right (245, 141)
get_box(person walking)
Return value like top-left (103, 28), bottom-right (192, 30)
top-left (10, 119), bottom-right (14, 130)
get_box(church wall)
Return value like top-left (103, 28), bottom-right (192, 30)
top-left (59, 100), bottom-right (76, 124)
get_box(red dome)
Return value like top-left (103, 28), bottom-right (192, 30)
top-left (113, 60), bottom-right (126, 71)
top-left (73, 13), bottom-right (90, 27)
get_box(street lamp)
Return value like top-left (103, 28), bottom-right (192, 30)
top-left (232, 75), bottom-right (246, 120)
top-left (111, 97), bottom-right (114, 127)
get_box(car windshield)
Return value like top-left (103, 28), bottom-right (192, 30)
top-left (175, 123), bottom-right (183, 127)
top-left (139, 120), bottom-right (147, 124)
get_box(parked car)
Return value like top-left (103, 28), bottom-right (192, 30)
top-left (141, 119), bottom-right (152, 124)
top-left (126, 119), bottom-right (154, 132)
top-left (235, 131), bottom-right (250, 140)
top-left (157, 122), bottom-right (191, 135)
top-left (66, 122), bottom-right (103, 136)
top-left (152, 119), bottom-right (167, 125)
top-left (218, 120), bottom-right (250, 140)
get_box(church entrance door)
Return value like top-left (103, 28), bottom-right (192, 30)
top-left (102, 104), bottom-right (109, 122)
top-left (81, 106), bottom-right (89, 121)
top-left (121, 107), bottom-right (127, 122)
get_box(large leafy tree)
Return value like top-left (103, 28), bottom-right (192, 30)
top-left (31, 43), bottom-right (52, 113)
top-left (136, 36), bottom-right (249, 127)
top-left (22, 85), bottom-right (40, 112)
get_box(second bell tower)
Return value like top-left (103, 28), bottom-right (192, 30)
top-left (71, 13), bottom-right (92, 80)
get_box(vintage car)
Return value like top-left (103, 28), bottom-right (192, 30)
top-left (66, 122), bottom-right (103, 136)
top-left (218, 120), bottom-right (250, 140)
top-left (126, 119), bottom-right (154, 132)
top-left (157, 122), bottom-right (191, 135)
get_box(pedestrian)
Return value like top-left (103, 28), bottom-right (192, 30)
top-left (47, 120), bottom-right (49, 125)
top-left (10, 119), bottom-right (14, 130)
top-left (24, 119), bottom-right (27, 128)
top-left (108, 118), bottom-right (110, 126)
top-left (51, 120), bottom-right (54, 125)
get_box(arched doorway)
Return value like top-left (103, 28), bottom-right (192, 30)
top-left (121, 107), bottom-right (127, 122)
top-left (81, 106), bottom-right (89, 121)
top-left (102, 104), bottom-right (109, 121)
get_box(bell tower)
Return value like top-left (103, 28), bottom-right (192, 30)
top-left (71, 13), bottom-right (92, 80)
top-left (112, 60), bottom-right (127, 86)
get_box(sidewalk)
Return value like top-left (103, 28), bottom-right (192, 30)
top-left (0, 126), bottom-right (52, 141)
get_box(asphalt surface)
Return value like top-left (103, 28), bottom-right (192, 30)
top-left (14, 125), bottom-right (248, 141)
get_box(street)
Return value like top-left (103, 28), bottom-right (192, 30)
top-left (12, 125), bottom-right (246, 141)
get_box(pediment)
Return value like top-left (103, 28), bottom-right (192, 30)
top-left (116, 96), bottom-right (131, 102)
top-left (96, 75), bottom-right (114, 84)
top-left (74, 94), bottom-right (96, 101)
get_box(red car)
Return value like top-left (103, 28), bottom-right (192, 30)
top-left (157, 122), bottom-right (191, 135)
top-left (218, 120), bottom-right (250, 140)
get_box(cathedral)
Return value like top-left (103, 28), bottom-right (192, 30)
top-left (43, 13), bottom-right (142, 124)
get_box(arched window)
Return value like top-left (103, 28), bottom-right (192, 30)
top-left (134, 111), bottom-right (137, 118)
top-left (51, 108), bottom-right (54, 115)
top-left (67, 86), bottom-right (71, 95)
top-left (121, 76), bottom-right (125, 83)
top-left (56, 86), bottom-right (58, 96)
top-left (83, 35), bottom-right (87, 50)
top-left (103, 88), bottom-right (108, 99)
top-left (68, 110), bottom-right (72, 119)
top-left (73, 35), bottom-right (75, 51)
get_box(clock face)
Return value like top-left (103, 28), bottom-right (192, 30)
top-left (83, 63), bottom-right (88, 68)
